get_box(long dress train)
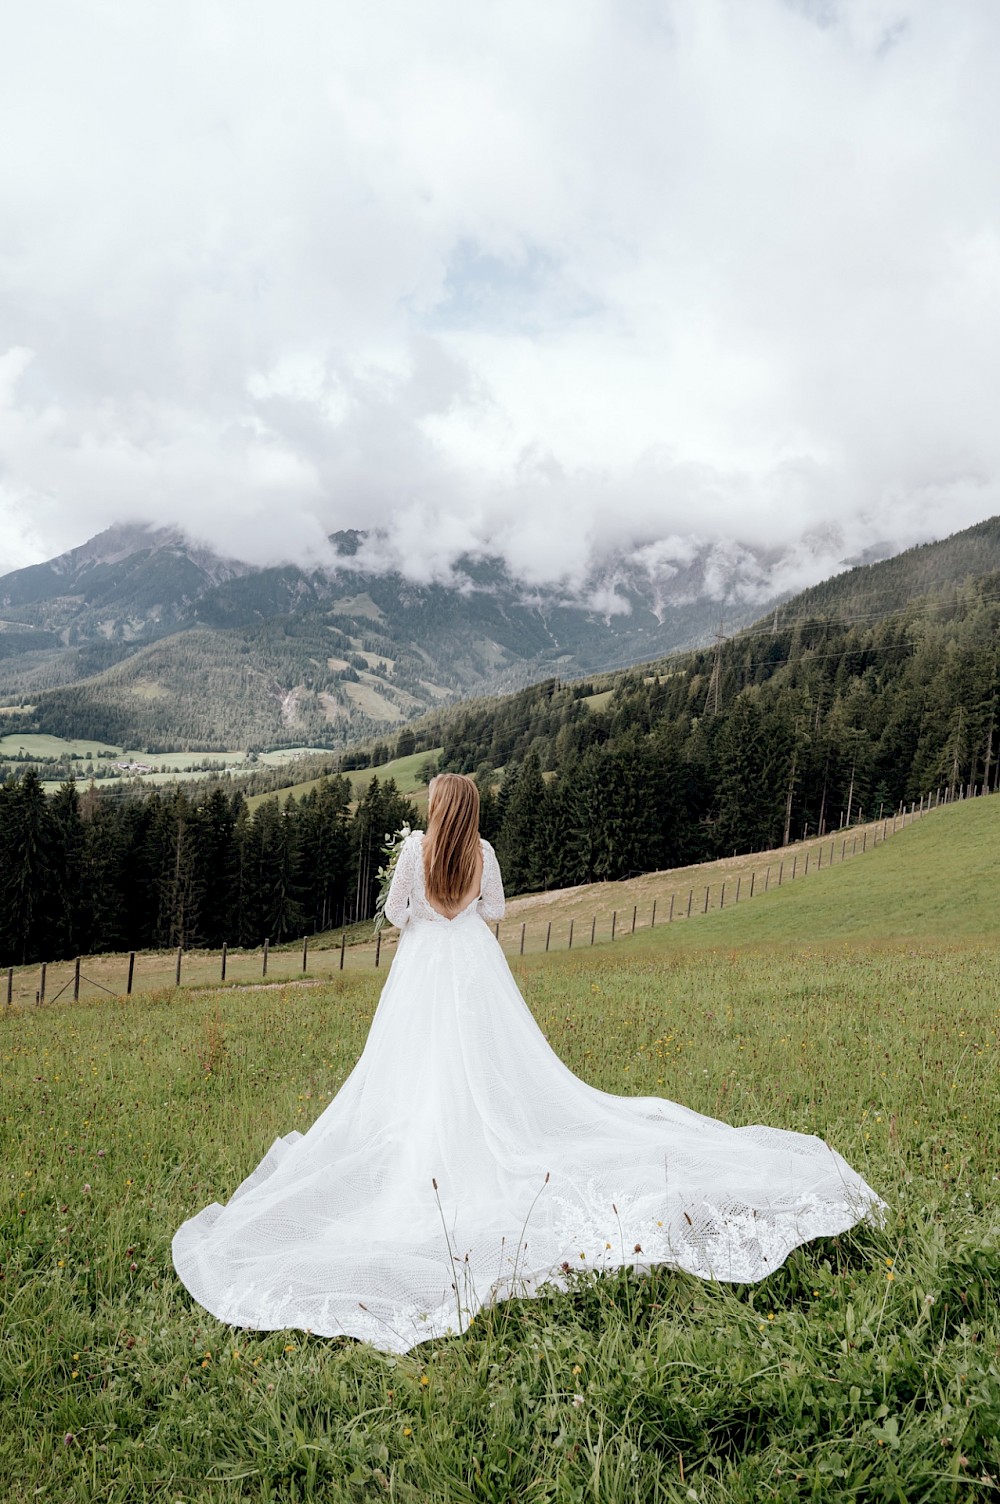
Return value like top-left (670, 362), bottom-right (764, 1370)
top-left (172, 833), bottom-right (883, 1353)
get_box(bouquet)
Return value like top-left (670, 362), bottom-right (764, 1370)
top-left (373, 823), bottom-right (413, 934)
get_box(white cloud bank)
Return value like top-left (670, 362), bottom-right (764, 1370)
top-left (1, 0), bottom-right (999, 596)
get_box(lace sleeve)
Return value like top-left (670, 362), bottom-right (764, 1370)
top-left (477, 840), bottom-right (506, 922)
top-left (384, 836), bottom-right (419, 928)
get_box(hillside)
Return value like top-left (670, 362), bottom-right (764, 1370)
top-left (0, 524), bottom-right (774, 750)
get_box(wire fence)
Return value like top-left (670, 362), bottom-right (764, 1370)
top-left (2, 783), bottom-right (986, 1011)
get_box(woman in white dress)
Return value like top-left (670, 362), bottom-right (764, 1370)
top-left (173, 773), bottom-right (882, 1353)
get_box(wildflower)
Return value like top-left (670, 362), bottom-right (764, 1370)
top-left (82, 1184), bottom-right (91, 1194)
top-left (57, 1260), bottom-right (65, 1269)
top-left (572, 1393), bottom-right (585, 1408)
top-left (887, 1272), bottom-right (895, 1282)
top-left (284, 1344), bottom-right (296, 1352)
top-left (571, 1364), bottom-right (582, 1376)
top-left (767, 1313), bottom-right (775, 1322)
top-left (419, 1374), bottom-right (429, 1387)
top-left (403, 1427), bottom-right (413, 1437)
top-left (71, 1371), bottom-right (78, 1379)
top-left (885, 1258), bottom-right (894, 1269)
top-left (63, 1433), bottom-right (74, 1446)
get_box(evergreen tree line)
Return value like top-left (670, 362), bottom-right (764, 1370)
top-left (3, 573), bottom-right (1000, 963)
top-left (0, 774), bottom-right (416, 967)
top-left (462, 577), bottom-right (1000, 893)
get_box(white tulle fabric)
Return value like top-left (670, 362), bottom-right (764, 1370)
top-left (173, 833), bottom-right (883, 1353)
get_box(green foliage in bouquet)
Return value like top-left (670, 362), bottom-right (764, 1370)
top-left (372, 823), bottom-right (413, 934)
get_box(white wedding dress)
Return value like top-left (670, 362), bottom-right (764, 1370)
top-left (173, 833), bottom-right (882, 1353)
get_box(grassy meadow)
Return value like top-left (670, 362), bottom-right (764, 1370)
top-left (2, 799), bottom-right (999, 1501)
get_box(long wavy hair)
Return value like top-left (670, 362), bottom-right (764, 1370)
top-left (423, 773), bottom-right (481, 908)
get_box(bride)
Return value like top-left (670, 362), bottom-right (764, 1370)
top-left (173, 773), bottom-right (882, 1353)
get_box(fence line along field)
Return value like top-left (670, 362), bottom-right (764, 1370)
top-left (1, 799), bottom-right (998, 1501)
top-left (3, 797), bottom-right (956, 1009)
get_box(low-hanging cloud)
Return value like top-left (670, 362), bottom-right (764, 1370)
top-left (1, 0), bottom-right (999, 600)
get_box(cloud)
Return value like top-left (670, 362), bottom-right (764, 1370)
top-left (1, 0), bottom-right (999, 593)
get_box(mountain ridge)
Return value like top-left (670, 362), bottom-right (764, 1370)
top-left (1, 513), bottom-right (998, 751)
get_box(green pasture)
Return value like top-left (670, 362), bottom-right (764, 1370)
top-left (1, 800), bottom-right (999, 1501)
top-left (246, 747), bottom-right (442, 813)
top-left (0, 733), bottom-right (124, 761)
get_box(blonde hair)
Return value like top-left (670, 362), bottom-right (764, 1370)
top-left (423, 773), bottom-right (481, 908)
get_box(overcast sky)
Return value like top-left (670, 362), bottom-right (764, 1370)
top-left (1, 0), bottom-right (998, 596)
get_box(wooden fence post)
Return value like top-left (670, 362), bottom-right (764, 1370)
top-left (521, 922), bottom-right (527, 955)
top-left (568, 920), bottom-right (574, 949)
top-left (73, 956), bottom-right (81, 1003)
top-left (703, 886), bottom-right (710, 914)
top-left (862, 831), bottom-right (867, 852)
top-left (545, 922), bottom-right (552, 952)
top-left (127, 952), bottom-right (135, 996)
top-left (6, 967), bottom-right (12, 1008)
top-left (302, 936), bottom-right (308, 972)
top-left (651, 899), bottom-right (657, 928)
top-left (39, 962), bottom-right (46, 1004)
top-left (375, 933), bottom-right (381, 967)
top-left (735, 877), bottom-right (741, 903)
top-left (611, 911), bottom-right (617, 940)
top-left (339, 931), bottom-right (346, 970)
top-left (804, 853), bottom-right (809, 875)
top-left (720, 882), bottom-right (726, 909)
top-left (686, 890), bottom-right (693, 918)
top-left (765, 865), bottom-right (771, 891)
top-left (262, 938), bottom-right (269, 978)
top-left (668, 894), bottom-right (675, 923)
top-left (631, 905), bottom-right (637, 935)
top-left (749, 872), bottom-right (755, 899)
top-left (791, 856), bottom-right (797, 879)
top-left (778, 861), bottom-right (784, 885)
top-left (175, 947), bottom-right (182, 987)
top-left (818, 846), bottom-right (823, 870)
top-left (221, 943), bottom-right (227, 981)
top-left (590, 915), bottom-right (596, 945)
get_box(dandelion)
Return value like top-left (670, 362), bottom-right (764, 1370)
top-left (284, 1344), bottom-right (296, 1352)
top-left (403, 1427), bottom-right (413, 1437)
top-left (57, 1259), bottom-right (65, 1269)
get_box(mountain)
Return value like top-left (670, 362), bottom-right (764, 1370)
top-left (2, 513), bottom-right (999, 751)
top-left (0, 524), bottom-right (779, 749)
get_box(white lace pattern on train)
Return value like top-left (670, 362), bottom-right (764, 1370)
top-left (172, 832), bottom-right (882, 1353)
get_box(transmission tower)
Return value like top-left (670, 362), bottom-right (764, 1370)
top-left (705, 618), bottom-right (726, 716)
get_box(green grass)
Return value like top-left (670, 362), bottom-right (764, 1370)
top-left (0, 733), bottom-right (125, 760)
top-left (246, 748), bottom-right (442, 813)
top-left (2, 800), bottom-right (999, 1501)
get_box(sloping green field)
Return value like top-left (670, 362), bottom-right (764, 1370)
top-left (1, 799), bottom-right (998, 1501)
